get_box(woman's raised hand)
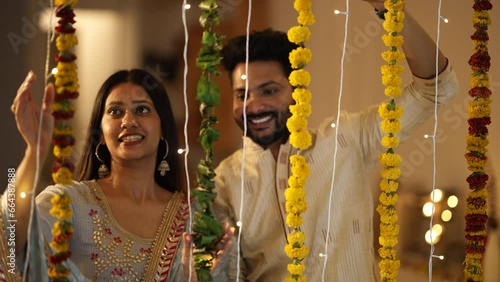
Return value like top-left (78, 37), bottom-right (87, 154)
top-left (11, 71), bottom-right (55, 157)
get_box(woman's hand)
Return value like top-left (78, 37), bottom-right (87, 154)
top-left (181, 223), bottom-right (235, 281)
top-left (11, 71), bottom-right (55, 157)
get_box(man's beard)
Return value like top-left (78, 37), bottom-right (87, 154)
top-left (236, 109), bottom-right (291, 147)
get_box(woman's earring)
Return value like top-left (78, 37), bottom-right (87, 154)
top-left (95, 143), bottom-right (110, 178)
top-left (157, 139), bottom-right (170, 176)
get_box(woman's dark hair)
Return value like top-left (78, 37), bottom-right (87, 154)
top-left (75, 69), bottom-right (181, 192)
top-left (220, 28), bottom-right (299, 80)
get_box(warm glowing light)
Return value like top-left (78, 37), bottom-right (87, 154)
top-left (425, 229), bottom-right (441, 244)
top-left (240, 74), bottom-right (247, 80)
top-left (441, 210), bottom-right (452, 222)
top-left (184, 3), bottom-right (191, 9)
top-left (177, 148), bottom-right (185, 154)
top-left (51, 68), bottom-right (58, 75)
top-left (20, 192), bottom-right (27, 198)
top-left (430, 189), bottom-right (443, 202)
top-left (330, 123), bottom-right (336, 128)
top-left (447, 195), bottom-right (458, 208)
top-left (432, 224), bottom-right (443, 236)
top-left (422, 202), bottom-right (434, 217)
top-left (236, 221), bottom-right (242, 227)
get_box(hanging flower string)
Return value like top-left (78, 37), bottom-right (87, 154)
top-left (376, 0), bottom-right (405, 281)
top-left (464, 1), bottom-right (492, 281)
top-left (191, 0), bottom-right (224, 281)
top-left (48, 193), bottom-right (74, 281)
top-left (51, 0), bottom-right (79, 185)
top-left (48, 0), bottom-right (79, 280)
top-left (285, 0), bottom-right (314, 281)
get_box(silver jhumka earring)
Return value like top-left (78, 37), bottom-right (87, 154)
top-left (95, 143), bottom-right (109, 178)
top-left (157, 139), bottom-right (170, 176)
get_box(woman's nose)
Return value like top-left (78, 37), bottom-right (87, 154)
top-left (121, 112), bottom-right (138, 129)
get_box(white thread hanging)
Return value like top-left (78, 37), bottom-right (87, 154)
top-left (23, 1), bottom-right (55, 280)
top-left (236, 0), bottom-right (253, 279)
top-left (321, 1), bottom-right (350, 280)
top-left (428, 0), bottom-right (445, 280)
top-left (180, 1), bottom-right (193, 281)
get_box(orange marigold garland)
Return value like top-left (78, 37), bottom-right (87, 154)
top-left (464, 1), bottom-right (492, 281)
top-left (285, 0), bottom-right (314, 281)
top-left (376, 0), bottom-right (405, 281)
top-left (49, 0), bottom-right (79, 280)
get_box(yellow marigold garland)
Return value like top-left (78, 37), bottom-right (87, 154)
top-left (49, 1), bottom-right (79, 280)
top-left (376, 1), bottom-right (405, 281)
top-left (285, 0), bottom-right (315, 281)
top-left (464, 1), bottom-right (492, 281)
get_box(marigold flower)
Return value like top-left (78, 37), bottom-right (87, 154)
top-left (292, 88), bottom-right (312, 103)
top-left (286, 214), bottom-right (304, 228)
top-left (298, 10), bottom-right (315, 26)
top-left (293, 0), bottom-right (312, 11)
top-left (287, 26), bottom-right (311, 44)
top-left (287, 262), bottom-right (306, 275)
top-left (381, 136), bottom-right (400, 148)
top-left (380, 167), bottom-right (402, 180)
top-left (290, 103), bottom-right (312, 118)
top-left (378, 103), bottom-right (404, 120)
top-left (284, 244), bottom-right (309, 259)
top-left (289, 69), bottom-right (311, 87)
top-left (55, 0), bottom-right (79, 7)
top-left (381, 119), bottom-right (401, 134)
top-left (288, 231), bottom-right (306, 245)
top-left (290, 131), bottom-right (312, 150)
top-left (289, 47), bottom-right (312, 69)
top-left (287, 116), bottom-right (308, 132)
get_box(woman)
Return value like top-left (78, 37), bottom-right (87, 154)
top-left (1, 70), bottom-right (231, 281)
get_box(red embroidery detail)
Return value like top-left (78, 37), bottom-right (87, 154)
top-left (154, 198), bottom-right (189, 281)
top-left (104, 227), bottom-right (112, 235)
top-left (88, 209), bottom-right (98, 216)
top-left (90, 253), bottom-right (99, 261)
top-left (140, 247), bottom-right (152, 253)
top-left (113, 237), bottom-right (122, 243)
top-left (111, 267), bottom-right (126, 277)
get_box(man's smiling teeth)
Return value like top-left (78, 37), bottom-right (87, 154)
top-left (250, 115), bottom-right (272, 124)
top-left (120, 135), bottom-right (143, 142)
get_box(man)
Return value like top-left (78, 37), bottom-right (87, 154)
top-left (213, 0), bottom-right (459, 280)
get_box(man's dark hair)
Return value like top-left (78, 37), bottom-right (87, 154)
top-left (221, 29), bottom-right (299, 80)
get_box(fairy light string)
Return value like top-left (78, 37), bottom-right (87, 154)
top-left (285, 0), bottom-right (315, 281)
top-left (45, 0), bottom-right (80, 280)
top-left (376, 0), bottom-right (405, 281)
top-left (427, 1), bottom-right (445, 280)
top-left (191, 0), bottom-right (224, 280)
top-left (463, 0), bottom-right (493, 281)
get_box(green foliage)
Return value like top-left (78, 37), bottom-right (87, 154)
top-left (192, 1), bottom-right (225, 280)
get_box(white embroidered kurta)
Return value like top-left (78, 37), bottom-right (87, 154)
top-left (1, 180), bottom-right (189, 281)
top-left (213, 64), bottom-right (459, 281)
